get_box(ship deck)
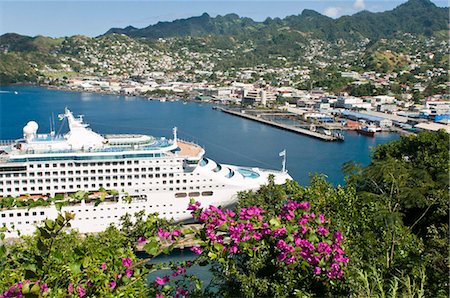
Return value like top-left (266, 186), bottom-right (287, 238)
top-left (177, 140), bottom-right (203, 158)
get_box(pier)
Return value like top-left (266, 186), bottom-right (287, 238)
top-left (221, 109), bottom-right (340, 141)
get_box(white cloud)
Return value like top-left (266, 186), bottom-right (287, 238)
top-left (323, 6), bottom-right (341, 18)
top-left (353, 0), bottom-right (365, 10)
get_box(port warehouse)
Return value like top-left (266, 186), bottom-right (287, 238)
top-left (339, 110), bottom-right (450, 134)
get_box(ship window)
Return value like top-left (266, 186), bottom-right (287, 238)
top-left (40, 212), bottom-right (44, 215)
top-left (32, 212), bottom-right (37, 216)
top-left (188, 192), bottom-right (200, 197)
top-left (8, 213), bottom-right (13, 217)
top-left (1, 214), bottom-right (5, 218)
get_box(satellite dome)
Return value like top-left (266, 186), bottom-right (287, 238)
top-left (27, 121), bottom-right (39, 131)
top-left (23, 125), bottom-right (34, 135)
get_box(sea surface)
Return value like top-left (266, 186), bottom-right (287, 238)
top-left (0, 85), bottom-right (399, 185)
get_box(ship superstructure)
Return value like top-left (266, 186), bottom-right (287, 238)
top-left (0, 108), bottom-right (291, 238)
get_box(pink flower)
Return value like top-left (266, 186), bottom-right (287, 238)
top-left (314, 267), bottom-right (322, 275)
top-left (187, 201), bottom-right (201, 211)
top-left (253, 232), bottom-right (262, 240)
top-left (77, 286), bottom-right (86, 298)
top-left (273, 227), bottom-right (287, 237)
top-left (190, 245), bottom-right (203, 255)
top-left (299, 202), bottom-right (310, 210)
top-left (333, 231), bottom-right (342, 243)
top-left (109, 281), bottom-right (116, 289)
top-left (229, 245), bottom-right (238, 254)
top-left (172, 229), bottom-right (181, 237)
top-left (155, 276), bottom-right (169, 286)
top-left (156, 293), bottom-right (164, 298)
top-left (137, 236), bottom-right (147, 245)
top-left (101, 263), bottom-right (107, 270)
top-left (68, 283), bottom-right (73, 293)
top-left (126, 269), bottom-right (134, 278)
top-left (155, 277), bottom-right (166, 286)
top-left (41, 283), bottom-right (49, 293)
top-left (319, 214), bottom-right (325, 223)
top-left (122, 257), bottom-right (133, 268)
top-left (317, 226), bottom-right (329, 236)
top-left (157, 228), bottom-right (172, 239)
top-left (298, 218), bottom-right (308, 226)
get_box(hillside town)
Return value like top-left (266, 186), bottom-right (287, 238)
top-left (38, 31), bottom-right (449, 136)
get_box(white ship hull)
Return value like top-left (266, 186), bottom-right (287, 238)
top-left (0, 109), bottom-right (291, 238)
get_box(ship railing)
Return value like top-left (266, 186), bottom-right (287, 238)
top-left (14, 140), bottom-right (176, 155)
top-left (0, 140), bottom-right (15, 146)
top-left (258, 168), bottom-right (283, 174)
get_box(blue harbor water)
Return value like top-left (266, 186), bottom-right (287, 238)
top-left (0, 85), bottom-right (399, 185)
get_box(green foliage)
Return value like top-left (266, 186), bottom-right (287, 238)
top-left (342, 131), bottom-right (449, 296)
top-left (0, 209), bottom-right (197, 297)
top-left (105, 0), bottom-right (447, 41)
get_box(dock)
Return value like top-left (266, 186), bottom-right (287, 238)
top-left (221, 109), bottom-right (340, 141)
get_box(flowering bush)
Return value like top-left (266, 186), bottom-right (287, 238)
top-left (188, 198), bottom-right (349, 296)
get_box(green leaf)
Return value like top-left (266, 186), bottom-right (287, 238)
top-left (82, 257), bottom-right (90, 269)
top-left (195, 280), bottom-right (202, 290)
top-left (37, 239), bottom-right (47, 253)
top-left (207, 251), bottom-right (217, 260)
top-left (69, 262), bottom-right (81, 275)
top-left (44, 219), bottom-right (54, 230)
top-left (22, 283), bottom-right (30, 294)
top-left (30, 283), bottom-right (40, 294)
top-left (144, 240), bottom-right (159, 255)
top-left (269, 218), bottom-right (281, 228)
top-left (0, 245), bottom-right (6, 258)
top-left (213, 242), bottom-right (224, 252)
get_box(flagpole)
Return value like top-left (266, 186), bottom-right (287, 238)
top-left (282, 152), bottom-right (286, 173)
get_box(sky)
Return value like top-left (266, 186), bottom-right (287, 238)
top-left (0, 0), bottom-right (447, 37)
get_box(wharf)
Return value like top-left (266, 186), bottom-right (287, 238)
top-left (221, 109), bottom-right (339, 141)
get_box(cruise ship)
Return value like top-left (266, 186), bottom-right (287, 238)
top-left (0, 109), bottom-right (291, 238)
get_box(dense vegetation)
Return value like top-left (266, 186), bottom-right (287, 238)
top-left (105, 0), bottom-right (448, 41)
top-left (0, 131), bottom-right (447, 297)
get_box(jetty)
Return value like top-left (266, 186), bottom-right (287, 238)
top-left (221, 109), bottom-right (340, 141)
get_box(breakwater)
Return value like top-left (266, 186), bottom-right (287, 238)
top-left (221, 109), bottom-right (340, 141)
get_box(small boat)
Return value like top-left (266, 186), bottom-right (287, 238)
top-left (159, 98), bottom-right (166, 102)
top-left (212, 106), bottom-right (219, 110)
top-left (14, 91), bottom-right (18, 95)
top-left (356, 126), bottom-right (376, 137)
top-left (323, 129), bottom-right (332, 136)
top-left (333, 132), bottom-right (345, 141)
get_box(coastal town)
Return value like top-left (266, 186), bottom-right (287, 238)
top-left (35, 32), bottom-right (449, 140)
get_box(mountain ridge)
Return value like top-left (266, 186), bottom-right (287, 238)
top-left (103, 0), bottom-right (448, 40)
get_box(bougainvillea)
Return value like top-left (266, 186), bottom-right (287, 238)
top-left (190, 199), bottom-right (348, 277)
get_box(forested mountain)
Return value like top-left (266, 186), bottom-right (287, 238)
top-left (104, 0), bottom-right (448, 40)
top-left (0, 0), bottom-right (448, 85)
